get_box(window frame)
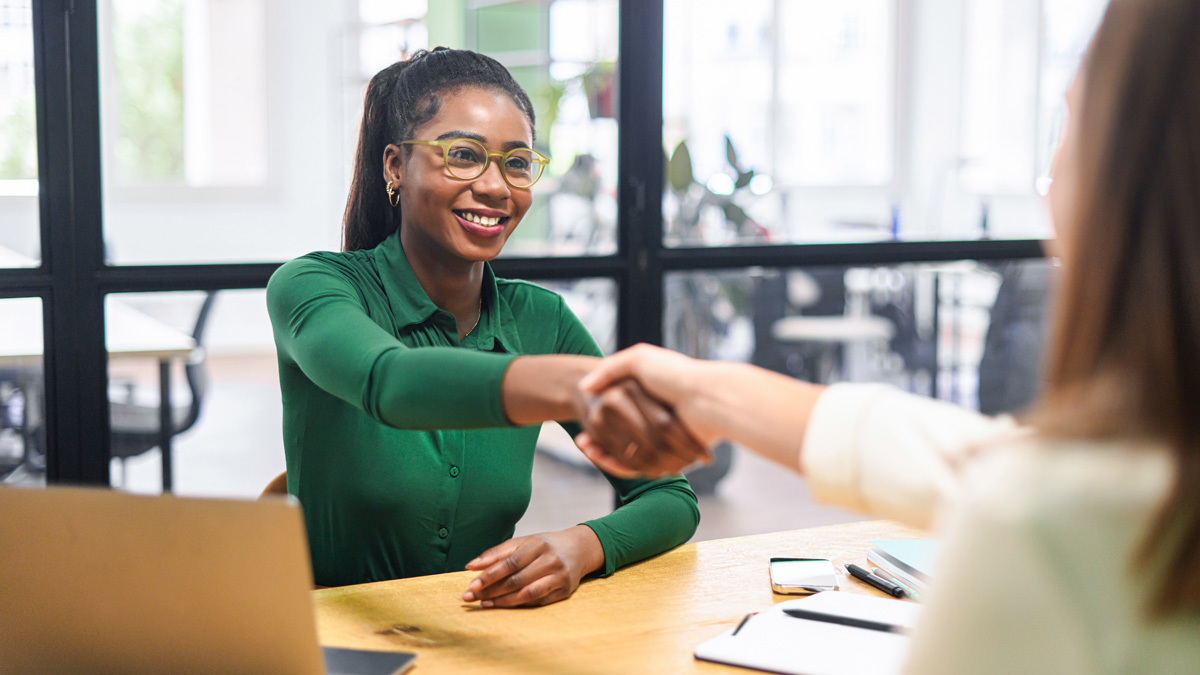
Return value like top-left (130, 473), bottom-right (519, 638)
top-left (17, 0), bottom-right (1043, 486)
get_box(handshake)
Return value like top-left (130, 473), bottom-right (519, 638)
top-left (510, 343), bottom-right (818, 481)
top-left (569, 344), bottom-right (730, 480)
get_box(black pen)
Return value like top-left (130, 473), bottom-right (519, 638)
top-left (781, 607), bottom-right (899, 633)
top-left (731, 612), bottom-right (757, 635)
top-left (846, 563), bottom-right (907, 599)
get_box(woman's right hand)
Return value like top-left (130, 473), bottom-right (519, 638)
top-left (499, 351), bottom-right (711, 478)
top-left (572, 376), bottom-right (712, 478)
top-left (580, 343), bottom-right (827, 477)
top-left (574, 344), bottom-right (719, 478)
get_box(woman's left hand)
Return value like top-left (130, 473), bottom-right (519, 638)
top-left (462, 525), bottom-right (605, 608)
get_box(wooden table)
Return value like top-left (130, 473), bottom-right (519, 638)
top-left (315, 520), bottom-right (924, 674)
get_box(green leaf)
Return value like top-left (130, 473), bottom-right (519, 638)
top-left (722, 202), bottom-right (750, 225)
top-left (734, 169), bottom-right (755, 190)
top-left (668, 141), bottom-right (695, 192)
top-left (725, 135), bottom-right (740, 171)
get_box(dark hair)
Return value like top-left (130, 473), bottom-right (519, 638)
top-left (341, 48), bottom-right (537, 251)
top-left (1034, 0), bottom-right (1200, 616)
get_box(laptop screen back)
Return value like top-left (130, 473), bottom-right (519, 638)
top-left (0, 486), bottom-right (326, 675)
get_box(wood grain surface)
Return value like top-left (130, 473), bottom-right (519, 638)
top-left (313, 520), bottom-right (923, 674)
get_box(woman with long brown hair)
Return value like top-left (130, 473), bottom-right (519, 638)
top-left (579, 0), bottom-right (1200, 670)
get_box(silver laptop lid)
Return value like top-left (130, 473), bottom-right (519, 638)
top-left (0, 485), bottom-right (325, 675)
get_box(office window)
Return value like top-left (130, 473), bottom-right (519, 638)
top-left (956, 0), bottom-right (1108, 213)
top-left (99, 0), bottom-right (269, 189)
top-left (98, 0), bottom-right (309, 265)
top-left (107, 289), bottom-right (282, 497)
top-left (665, 259), bottom-right (1054, 414)
top-left (0, 0), bottom-right (39, 262)
top-left (663, 0), bottom-right (895, 247)
top-left (536, 277), bottom-right (617, 354)
top-left (0, 296), bottom-right (45, 487)
top-left (958, 0), bottom-right (1040, 196)
top-left (1036, 0), bottom-right (1108, 192)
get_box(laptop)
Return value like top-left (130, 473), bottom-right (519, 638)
top-left (0, 485), bottom-right (415, 675)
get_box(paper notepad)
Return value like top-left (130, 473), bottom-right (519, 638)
top-left (694, 592), bottom-right (922, 675)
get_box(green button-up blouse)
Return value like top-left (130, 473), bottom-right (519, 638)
top-left (266, 231), bottom-right (700, 587)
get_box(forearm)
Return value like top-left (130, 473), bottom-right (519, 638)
top-left (682, 362), bottom-right (826, 473)
top-left (367, 347), bottom-right (517, 428)
top-left (501, 354), bottom-right (599, 425)
top-left (584, 476), bottom-right (699, 575)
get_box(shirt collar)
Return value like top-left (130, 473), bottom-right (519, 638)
top-left (373, 229), bottom-right (523, 353)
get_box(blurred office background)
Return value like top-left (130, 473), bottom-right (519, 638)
top-left (1, 0), bottom-right (1105, 540)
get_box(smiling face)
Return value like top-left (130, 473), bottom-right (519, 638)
top-left (386, 86), bottom-right (535, 266)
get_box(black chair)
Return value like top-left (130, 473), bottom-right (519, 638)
top-left (109, 291), bottom-right (217, 487)
top-left (977, 261), bottom-right (1055, 415)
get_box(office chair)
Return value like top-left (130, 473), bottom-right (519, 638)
top-left (109, 291), bottom-right (217, 487)
top-left (260, 471), bottom-right (288, 499)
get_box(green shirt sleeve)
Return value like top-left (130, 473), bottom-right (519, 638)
top-left (549, 296), bottom-right (700, 576)
top-left (266, 256), bottom-right (516, 430)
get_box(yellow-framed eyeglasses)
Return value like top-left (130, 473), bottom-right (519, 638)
top-left (402, 138), bottom-right (550, 189)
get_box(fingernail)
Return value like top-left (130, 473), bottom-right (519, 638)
top-left (462, 592), bottom-right (475, 602)
top-left (481, 600), bottom-right (493, 608)
top-left (468, 580), bottom-right (481, 591)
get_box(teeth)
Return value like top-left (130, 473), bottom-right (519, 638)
top-left (459, 211), bottom-right (502, 227)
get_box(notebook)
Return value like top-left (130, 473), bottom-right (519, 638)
top-left (0, 485), bottom-right (415, 675)
top-left (694, 592), bottom-right (922, 675)
top-left (867, 539), bottom-right (940, 594)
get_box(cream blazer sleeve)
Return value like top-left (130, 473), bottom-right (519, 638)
top-left (799, 384), bottom-right (1193, 674)
top-left (799, 383), bottom-right (1015, 529)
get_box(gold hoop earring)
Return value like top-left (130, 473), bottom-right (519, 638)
top-left (385, 181), bottom-right (400, 207)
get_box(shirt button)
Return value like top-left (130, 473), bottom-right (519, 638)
top-left (438, 527), bottom-right (449, 539)
top-left (449, 466), bottom-right (460, 478)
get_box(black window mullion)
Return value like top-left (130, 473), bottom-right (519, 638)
top-left (657, 239), bottom-right (1048, 271)
top-left (96, 263), bottom-right (284, 294)
top-left (617, 0), bottom-right (665, 349)
top-left (34, 0), bottom-right (110, 485)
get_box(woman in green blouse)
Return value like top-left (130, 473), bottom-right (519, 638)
top-left (266, 48), bottom-right (701, 607)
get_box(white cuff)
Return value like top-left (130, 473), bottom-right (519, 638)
top-left (800, 383), bottom-right (897, 516)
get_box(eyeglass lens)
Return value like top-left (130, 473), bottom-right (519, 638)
top-left (445, 139), bottom-right (542, 188)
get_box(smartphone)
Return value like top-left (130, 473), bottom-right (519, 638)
top-left (769, 557), bottom-right (839, 595)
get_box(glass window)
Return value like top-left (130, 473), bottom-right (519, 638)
top-left (958, 0), bottom-right (1040, 196)
top-left (662, 1), bottom-right (1109, 247)
top-left (107, 289), bottom-right (282, 496)
top-left (1036, 0), bottom-right (1108, 194)
top-left (0, 0), bottom-right (40, 264)
top-left (950, 0), bottom-right (1107, 236)
top-left (665, 259), bottom-right (1055, 414)
top-left (0, 296), bottom-right (46, 487)
top-left (663, 0), bottom-right (896, 248)
top-left (98, 0), bottom-right (339, 265)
